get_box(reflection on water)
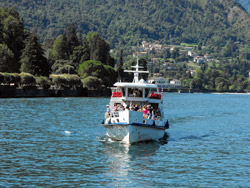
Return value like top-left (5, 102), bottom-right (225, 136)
top-left (101, 140), bottom-right (163, 187)
top-left (102, 138), bottom-right (164, 157)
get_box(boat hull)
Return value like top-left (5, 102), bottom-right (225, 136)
top-left (102, 123), bottom-right (166, 144)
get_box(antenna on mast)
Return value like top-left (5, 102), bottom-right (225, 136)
top-left (124, 41), bottom-right (149, 83)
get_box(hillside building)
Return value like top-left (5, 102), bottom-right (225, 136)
top-left (194, 56), bottom-right (204, 64)
top-left (188, 51), bottom-right (197, 57)
top-left (133, 52), bottom-right (147, 58)
top-left (148, 77), bottom-right (182, 89)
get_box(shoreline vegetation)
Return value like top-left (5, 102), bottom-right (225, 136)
top-left (0, 86), bottom-right (111, 98)
top-left (0, 7), bottom-right (118, 98)
top-left (1, 85), bottom-right (250, 98)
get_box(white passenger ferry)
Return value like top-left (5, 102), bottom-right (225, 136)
top-left (101, 59), bottom-right (169, 144)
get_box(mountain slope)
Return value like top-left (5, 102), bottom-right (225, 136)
top-left (237, 0), bottom-right (250, 14)
top-left (1, 0), bottom-right (250, 48)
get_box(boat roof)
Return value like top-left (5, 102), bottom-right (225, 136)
top-left (114, 82), bottom-right (158, 88)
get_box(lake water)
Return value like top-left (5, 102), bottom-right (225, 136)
top-left (1, 93), bottom-right (250, 187)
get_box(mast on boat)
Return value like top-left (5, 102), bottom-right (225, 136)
top-left (124, 58), bottom-right (149, 83)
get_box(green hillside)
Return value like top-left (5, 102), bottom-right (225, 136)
top-left (1, 0), bottom-right (250, 49)
top-left (237, 0), bottom-right (250, 14)
top-left (1, 1), bottom-right (250, 93)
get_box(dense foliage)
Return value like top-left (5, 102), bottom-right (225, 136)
top-left (20, 33), bottom-right (50, 76)
top-left (0, 7), bottom-right (25, 72)
top-left (182, 67), bottom-right (250, 92)
top-left (0, 72), bottom-right (83, 89)
top-left (0, 7), bottom-right (49, 77)
top-left (78, 60), bottom-right (116, 89)
top-left (50, 74), bottom-right (82, 89)
top-left (0, 7), bottom-right (117, 90)
top-left (1, 2), bottom-right (250, 92)
top-left (1, 0), bottom-right (250, 49)
top-left (49, 29), bottom-right (117, 89)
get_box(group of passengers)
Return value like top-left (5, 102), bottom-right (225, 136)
top-left (142, 104), bottom-right (161, 119)
top-left (105, 103), bottom-right (161, 120)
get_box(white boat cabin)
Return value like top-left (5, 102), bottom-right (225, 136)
top-left (106, 80), bottom-right (163, 121)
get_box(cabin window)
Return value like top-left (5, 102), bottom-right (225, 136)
top-left (128, 88), bottom-right (143, 97)
top-left (114, 111), bottom-right (119, 117)
top-left (143, 120), bottom-right (146, 124)
top-left (144, 89), bottom-right (150, 98)
top-left (150, 103), bottom-right (159, 109)
top-left (113, 87), bottom-right (121, 92)
top-left (121, 88), bottom-right (126, 97)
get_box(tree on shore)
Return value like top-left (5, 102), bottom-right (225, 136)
top-left (86, 32), bottom-right (114, 67)
top-left (0, 44), bottom-right (15, 72)
top-left (65, 23), bottom-right (79, 56)
top-left (82, 76), bottom-right (103, 90)
top-left (0, 7), bottom-right (26, 72)
top-left (70, 38), bottom-right (90, 69)
top-left (50, 35), bottom-right (69, 60)
top-left (20, 34), bottom-right (50, 76)
top-left (78, 60), bottom-right (116, 89)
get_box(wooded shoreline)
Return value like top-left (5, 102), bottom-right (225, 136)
top-left (1, 86), bottom-right (249, 98)
top-left (0, 87), bottom-right (111, 98)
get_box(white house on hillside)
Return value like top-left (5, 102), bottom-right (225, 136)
top-left (170, 79), bottom-right (182, 87)
top-left (148, 77), bottom-right (169, 88)
top-left (148, 78), bottom-right (182, 89)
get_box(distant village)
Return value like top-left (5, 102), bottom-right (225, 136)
top-left (131, 41), bottom-right (218, 90)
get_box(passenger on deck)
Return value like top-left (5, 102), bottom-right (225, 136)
top-left (105, 105), bottom-right (110, 118)
top-left (155, 108), bottom-right (161, 116)
top-left (113, 104), bottom-right (117, 111)
top-left (143, 105), bottom-right (148, 118)
top-left (138, 106), bottom-right (143, 112)
top-left (121, 105), bottom-right (125, 111)
top-left (112, 106), bottom-right (119, 117)
top-left (134, 89), bottom-right (141, 97)
top-left (130, 104), bottom-right (135, 111)
top-left (123, 102), bottom-right (128, 109)
top-left (133, 90), bottom-right (137, 97)
top-left (147, 105), bottom-right (154, 119)
top-left (134, 104), bottom-right (139, 111)
top-left (155, 108), bottom-right (161, 120)
top-left (117, 104), bottom-right (122, 111)
top-left (147, 105), bottom-right (151, 111)
top-left (147, 110), bottom-right (152, 119)
top-left (106, 105), bottom-right (110, 113)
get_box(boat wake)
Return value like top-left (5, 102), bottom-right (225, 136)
top-left (169, 134), bottom-right (210, 142)
top-left (99, 132), bottom-right (169, 145)
top-left (98, 136), bottom-right (117, 143)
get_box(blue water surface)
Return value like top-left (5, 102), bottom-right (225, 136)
top-left (0, 93), bottom-right (250, 187)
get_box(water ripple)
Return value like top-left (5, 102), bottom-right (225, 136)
top-left (1, 94), bottom-right (250, 187)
